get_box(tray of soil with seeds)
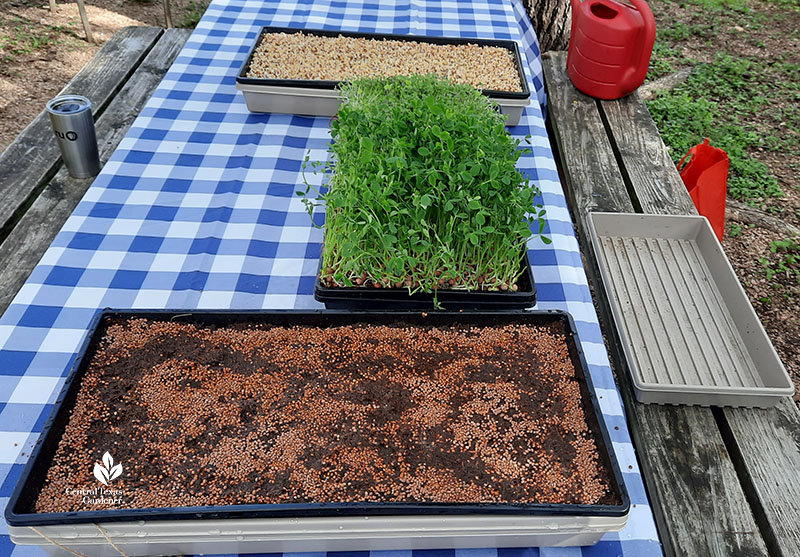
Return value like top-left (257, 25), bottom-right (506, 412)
top-left (301, 75), bottom-right (544, 310)
top-left (6, 310), bottom-right (629, 555)
top-left (236, 26), bottom-right (531, 125)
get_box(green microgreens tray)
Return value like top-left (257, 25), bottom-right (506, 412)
top-left (300, 74), bottom-right (547, 298)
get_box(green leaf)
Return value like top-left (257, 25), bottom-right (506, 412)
top-left (420, 194), bottom-right (433, 208)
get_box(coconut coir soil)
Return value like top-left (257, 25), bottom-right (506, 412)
top-left (35, 318), bottom-right (618, 513)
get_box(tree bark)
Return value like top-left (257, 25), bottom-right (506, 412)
top-left (524, 0), bottom-right (572, 52)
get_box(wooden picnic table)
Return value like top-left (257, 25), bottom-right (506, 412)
top-left (0, 27), bottom-right (190, 316)
top-left (543, 51), bottom-right (800, 557)
top-left (1, 24), bottom-right (798, 557)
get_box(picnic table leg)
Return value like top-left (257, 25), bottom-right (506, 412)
top-left (75, 0), bottom-right (95, 43)
top-left (163, 0), bottom-right (174, 28)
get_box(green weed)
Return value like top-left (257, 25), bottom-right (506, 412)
top-left (648, 40), bottom-right (679, 80)
top-left (760, 238), bottom-right (800, 284)
top-left (647, 52), bottom-right (794, 205)
top-left (179, 1), bottom-right (209, 28)
top-left (763, 0), bottom-right (800, 12)
top-left (0, 17), bottom-right (64, 64)
top-left (300, 75), bottom-right (544, 294)
top-left (677, 0), bottom-right (749, 13)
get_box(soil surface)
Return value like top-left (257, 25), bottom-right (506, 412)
top-left (34, 317), bottom-right (618, 513)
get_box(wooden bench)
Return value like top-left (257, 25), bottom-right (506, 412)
top-left (543, 51), bottom-right (800, 557)
top-left (0, 26), bottom-right (191, 315)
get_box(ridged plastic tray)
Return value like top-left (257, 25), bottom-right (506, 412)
top-left (588, 212), bottom-right (794, 407)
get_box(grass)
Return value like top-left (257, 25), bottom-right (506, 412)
top-left (648, 40), bottom-right (680, 80)
top-left (300, 75), bottom-right (544, 294)
top-left (649, 52), bottom-right (798, 203)
top-left (647, 32), bottom-right (798, 206)
top-left (0, 16), bottom-right (69, 66)
top-left (646, 0), bottom-right (800, 204)
top-left (179, 1), bottom-right (210, 28)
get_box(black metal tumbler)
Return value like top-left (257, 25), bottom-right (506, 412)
top-left (45, 95), bottom-right (101, 179)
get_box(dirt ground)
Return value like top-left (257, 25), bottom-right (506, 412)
top-left (0, 0), bottom-right (202, 152)
top-left (0, 0), bottom-right (797, 400)
top-left (648, 0), bottom-right (800, 401)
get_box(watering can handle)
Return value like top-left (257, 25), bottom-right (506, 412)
top-left (677, 151), bottom-right (694, 173)
top-left (627, 0), bottom-right (656, 90)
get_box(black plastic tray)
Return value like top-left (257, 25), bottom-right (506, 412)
top-left (315, 251), bottom-right (537, 310)
top-left (6, 309), bottom-right (628, 526)
top-left (236, 26), bottom-right (531, 100)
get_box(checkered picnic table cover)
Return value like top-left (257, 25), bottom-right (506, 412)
top-left (0, 0), bottom-right (662, 555)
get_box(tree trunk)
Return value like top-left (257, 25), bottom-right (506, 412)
top-left (524, 0), bottom-right (572, 52)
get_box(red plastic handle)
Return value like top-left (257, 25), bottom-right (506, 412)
top-left (677, 150), bottom-right (694, 173)
top-left (626, 0), bottom-right (656, 91)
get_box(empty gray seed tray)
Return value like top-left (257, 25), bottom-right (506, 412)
top-left (588, 212), bottom-right (794, 407)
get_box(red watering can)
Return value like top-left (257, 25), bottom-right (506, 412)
top-left (567, 0), bottom-right (656, 99)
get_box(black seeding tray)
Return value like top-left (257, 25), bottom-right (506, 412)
top-left (315, 251), bottom-right (537, 310)
top-left (235, 26), bottom-right (532, 126)
top-left (7, 309), bottom-right (628, 556)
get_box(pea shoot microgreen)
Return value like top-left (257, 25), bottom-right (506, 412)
top-left (299, 74), bottom-right (547, 294)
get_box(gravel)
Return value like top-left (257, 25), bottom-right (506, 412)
top-left (246, 32), bottom-right (523, 93)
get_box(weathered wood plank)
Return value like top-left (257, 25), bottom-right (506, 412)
top-left (0, 26), bottom-right (162, 240)
top-left (543, 51), bottom-right (769, 557)
top-left (600, 93), bottom-right (697, 215)
top-left (541, 53), bottom-right (632, 216)
top-left (723, 398), bottom-right (800, 557)
top-left (0, 28), bottom-right (191, 313)
top-left (600, 72), bottom-right (800, 557)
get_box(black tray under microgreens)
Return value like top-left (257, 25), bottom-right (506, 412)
top-left (314, 250), bottom-right (537, 310)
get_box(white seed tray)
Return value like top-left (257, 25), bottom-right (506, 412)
top-left (588, 212), bottom-right (794, 407)
top-left (235, 27), bottom-right (532, 126)
top-left (236, 82), bottom-right (531, 126)
top-left (8, 513), bottom-right (628, 556)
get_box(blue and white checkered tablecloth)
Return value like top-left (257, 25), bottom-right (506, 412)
top-left (0, 0), bottom-right (661, 555)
